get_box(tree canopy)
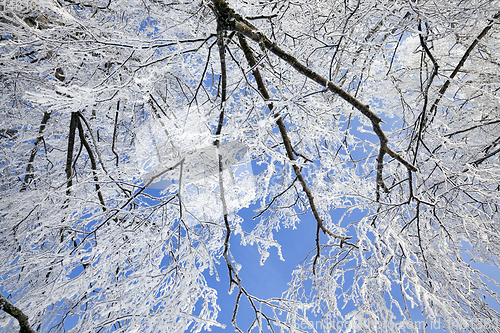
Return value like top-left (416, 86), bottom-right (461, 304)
top-left (1, 0), bottom-right (500, 332)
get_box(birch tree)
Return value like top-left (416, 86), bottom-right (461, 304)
top-left (1, 0), bottom-right (500, 332)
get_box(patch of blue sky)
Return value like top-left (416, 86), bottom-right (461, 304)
top-left (199, 201), bottom-right (366, 332)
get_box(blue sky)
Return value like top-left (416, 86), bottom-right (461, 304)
top-left (190, 132), bottom-right (500, 333)
top-left (200, 199), bottom-right (500, 332)
top-left (2, 13), bottom-right (499, 333)
top-left (202, 203), bottom-right (322, 332)
top-left (3, 108), bottom-right (498, 333)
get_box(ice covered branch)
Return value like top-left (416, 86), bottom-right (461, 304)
top-left (427, 11), bottom-right (500, 125)
top-left (233, 20), bottom-right (417, 173)
top-left (21, 111), bottom-right (51, 191)
top-left (237, 34), bottom-right (350, 242)
top-left (0, 293), bottom-right (36, 333)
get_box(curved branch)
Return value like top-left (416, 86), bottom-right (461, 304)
top-left (233, 19), bottom-right (417, 173)
top-left (238, 35), bottom-right (350, 241)
top-left (0, 293), bottom-right (36, 333)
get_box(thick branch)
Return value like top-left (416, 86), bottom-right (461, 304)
top-left (233, 21), bottom-right (417, 173)
top-left (65, 112), bottom-right (78, 194)
top-left (376, 148), bottom-right (389, 202)
top-left (0, 293), bottom-right (36, 333)
top-left (238, 35), bottom-right (350, 241)
top-left (216, 25), bottom-right (227, 112)
top-left (214, 22), bottom-right (227, 146)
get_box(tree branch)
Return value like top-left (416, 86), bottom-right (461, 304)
top-left (232, 19), bottom-right (417, 175)
top-left (0, 293), bottom-right (36, 333)
top-left (112, 101), bottom-right (120, 167)
top-left (21, 111), bottom-right (51, 191)
top-left (427, 11), bottom-right (500, 124)
top-left (76, 114), bottom-right (106, 210)
top-left (65, 112), bottom-right (79, 194)
top-left (238, 34), bottom-right (350, 243)
top-left (410, 19), bottom-right (440, 165)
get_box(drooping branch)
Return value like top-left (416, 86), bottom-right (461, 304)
top-left (238, 34), bottom-right (350, 242)
top-left (214, 17), bottom-right (234, 288)
top-left (0, 293), bottom-right (36, 333)
top-left (213, 19), bottom-right (248, 331)
top-left (234, 21), bottom-right (416, 173)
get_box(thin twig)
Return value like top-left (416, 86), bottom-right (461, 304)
top-left (112, 101), bottom-right (120, 166)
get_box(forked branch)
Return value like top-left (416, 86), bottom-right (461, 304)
top-left (76, 113), bottom-right (106, 210)
top-left (238, 35), bottom-right (350, 241)
top-left (234, 21), bottom-right (417, 173)
top-left (427, 11), bottom-right (500, 126)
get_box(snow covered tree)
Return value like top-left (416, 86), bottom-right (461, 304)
top-left (1, 0), bottom-right (500, 331)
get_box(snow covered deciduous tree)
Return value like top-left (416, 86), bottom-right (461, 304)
top-left (1, 0), bottom-right (500, 332)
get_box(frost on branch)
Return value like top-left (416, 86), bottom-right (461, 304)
top-left (1, 0), bottom-right (500, 332)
